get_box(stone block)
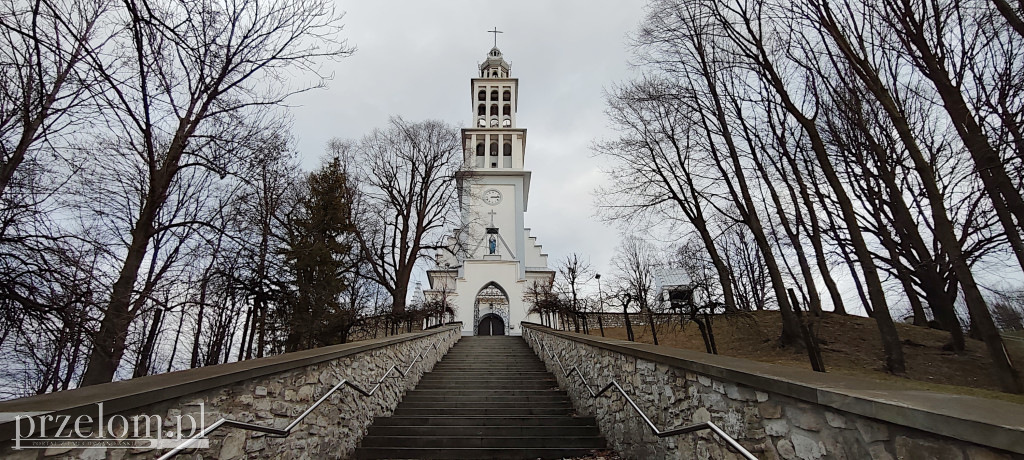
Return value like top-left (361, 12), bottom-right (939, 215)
top-left (692, 407), bottom-right (711, 424)
top-left (759, 440), bottom-right (782, 460)
top-left (785, 407), bottom-right (825, 431)
top-left (895, 436), bottom-right (964, 460)
top-left (253, 399), bottom-right (272, 411)
top-left (726, 383), bottom-right (757, 401)
top-left (869, 444), bottom-right (894, 460)
top-left (760, 401), bottom-right (783, 419)
top-left (702, 392), bottom-right (727, 411)
top-left (254, 386), bottom-right (268, 397)
top-left (965, 446), bottom-right (1012, 460)
top-left (764, 419), bottom-right (789, 437)
top-left (756, 390), bottom-right (770, 402)
top-left (778, 439), bottom-right (798, 460)
top-left (791, 432), bottom-right (824, 460)
top-left (855, 419), bottom-right (889, 443)
top-left (825, 411), bottom-right (847, 428)
top-left (219, 431), bottom-right (246, 460)
top-left (698, 375), bottom-right (712, 387)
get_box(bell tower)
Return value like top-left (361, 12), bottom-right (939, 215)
top-left (426, 38), bottom-right (554, 337)
top-left (461, 44), bottom-right (528, 262)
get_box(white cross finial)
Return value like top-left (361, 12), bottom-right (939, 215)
top-left (487, 210), bottom-right (497, 226)
top-left (488, 27), bottom-right (503, 47)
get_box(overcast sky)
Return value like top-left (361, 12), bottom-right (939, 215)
top-left (288, 0), bottom-right (650, 285)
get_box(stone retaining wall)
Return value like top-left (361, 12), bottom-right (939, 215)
top-left (0, 325), bottom-right (460, 460)
top-left (523, 323), bottom-right (1024, 460)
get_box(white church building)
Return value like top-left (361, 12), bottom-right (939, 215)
top-left (425, 46), bottom-right (554, 336)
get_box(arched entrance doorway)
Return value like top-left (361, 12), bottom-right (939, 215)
top-left (477, 313), bottom-right (506, 336)
top-left (473, 282), bottom-right (509, 336)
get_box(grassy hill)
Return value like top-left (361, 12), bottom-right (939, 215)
top-left (596, 311), bottom-right (1024, 404)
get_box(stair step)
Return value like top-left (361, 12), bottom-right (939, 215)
top-left (359, 436), bottom-right (605, 448)
top-left (406, 389), bottom-right (565, 396)
top-left (353, 447), bottom-right (603, 459)
top-left (365, 425), bottom-right (600, 437)
top-left (369, 415), bottom-right (599, 427)
top-left (352, 336), bottom-right (608, 459)
top-left (392, 407), bottom-right (572, 416)
top-left (414, 383), bottom-right (558, 390)
top-left (402, 395), bottom-right (569, 403)
top-left (399, 401), bottom-right (571, 409)
top-left (416, 377), bottom-right (555, 383)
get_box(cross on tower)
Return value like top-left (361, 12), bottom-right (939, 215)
top-left (487, 209), bottom-right (497, 226)
top-left (488, 27), bottom-right (503, 47)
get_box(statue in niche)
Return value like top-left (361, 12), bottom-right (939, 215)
top-left (488, 235), bottom-right (497, 254)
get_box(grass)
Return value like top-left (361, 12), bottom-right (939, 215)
top-left (592, 311), bottom-right (1024, 405)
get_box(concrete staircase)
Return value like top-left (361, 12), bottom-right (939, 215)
top-left (354, 336), bottom-right (606, 459)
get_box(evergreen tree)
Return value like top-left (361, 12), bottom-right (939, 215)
top-left (280, 158), bottom-right (358, 351)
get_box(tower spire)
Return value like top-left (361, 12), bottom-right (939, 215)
top-left (488, 27), bottom-right (503, 48)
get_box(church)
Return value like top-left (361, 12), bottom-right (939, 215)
top-left (425, 45), bottom-right (554, 336)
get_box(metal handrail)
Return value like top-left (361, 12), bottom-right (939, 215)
top-left (526, 332), bottom-right (758, 460)
top-left (156, 330), bottom-right (456, 460)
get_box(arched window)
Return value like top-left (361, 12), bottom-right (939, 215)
top-left (503, 143), bottom-right (512, 167)
top-left (476, 143), bottom-right (485, 156)
top-left (503, 143), bottom-right (512, 156)
top-left (478, 90), bottom-right (486, 101)
top-left (490, 90), bottom-right (498, 101)
top-left (475, 143), bottom-right (485, 167)
top-left (491, 71), bottom-right (498, 77)
top-left (503, 90), bottom-right (511, 101)
top-left (490, 105), bottom-right (498, 116)
top-left (478, 104), bottom-right (486, 116)
top-left (503, 105), bottom-right (511, 116)
top-left (489, 142), bottom-right (498, 156)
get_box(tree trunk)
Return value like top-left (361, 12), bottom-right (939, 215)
top-left (744, 34), bottom-right (905, 372)
top-left (747, 127), bottom-right (824, 316)
top-left (133, 308), bottom-right (163, 378)
top-left (646, 309), bottom-right (659, 345)
top-left (81, 223), bottom-right (154, 385)
top-left (782, 152), bottom-right (847, 314)
top-left (691, 59), bottom-right (803, 345)
top-left (819, 5), bottom-right (1005, 380)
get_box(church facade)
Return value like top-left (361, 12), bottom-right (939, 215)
top-left (425, 46), bottom-right (554, 336)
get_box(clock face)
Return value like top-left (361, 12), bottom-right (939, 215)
top-left (483, 189), bottom-right (502, 206)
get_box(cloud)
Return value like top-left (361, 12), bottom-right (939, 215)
top-left (290, 0), bottom-right (648, 276)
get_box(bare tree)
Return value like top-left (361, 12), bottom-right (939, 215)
top-left (343, 118), bottom-right (465, 316)
top-left (597, 77), bottom-right (739, 313)
top-left (0, 0), bottom-right (103, 198)
top-left (611, 237), bottom-right (662, 344)
top-left (79, 0), bottom-right (350, 385)
top-left (557, 253), bottom-right (594, 333)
